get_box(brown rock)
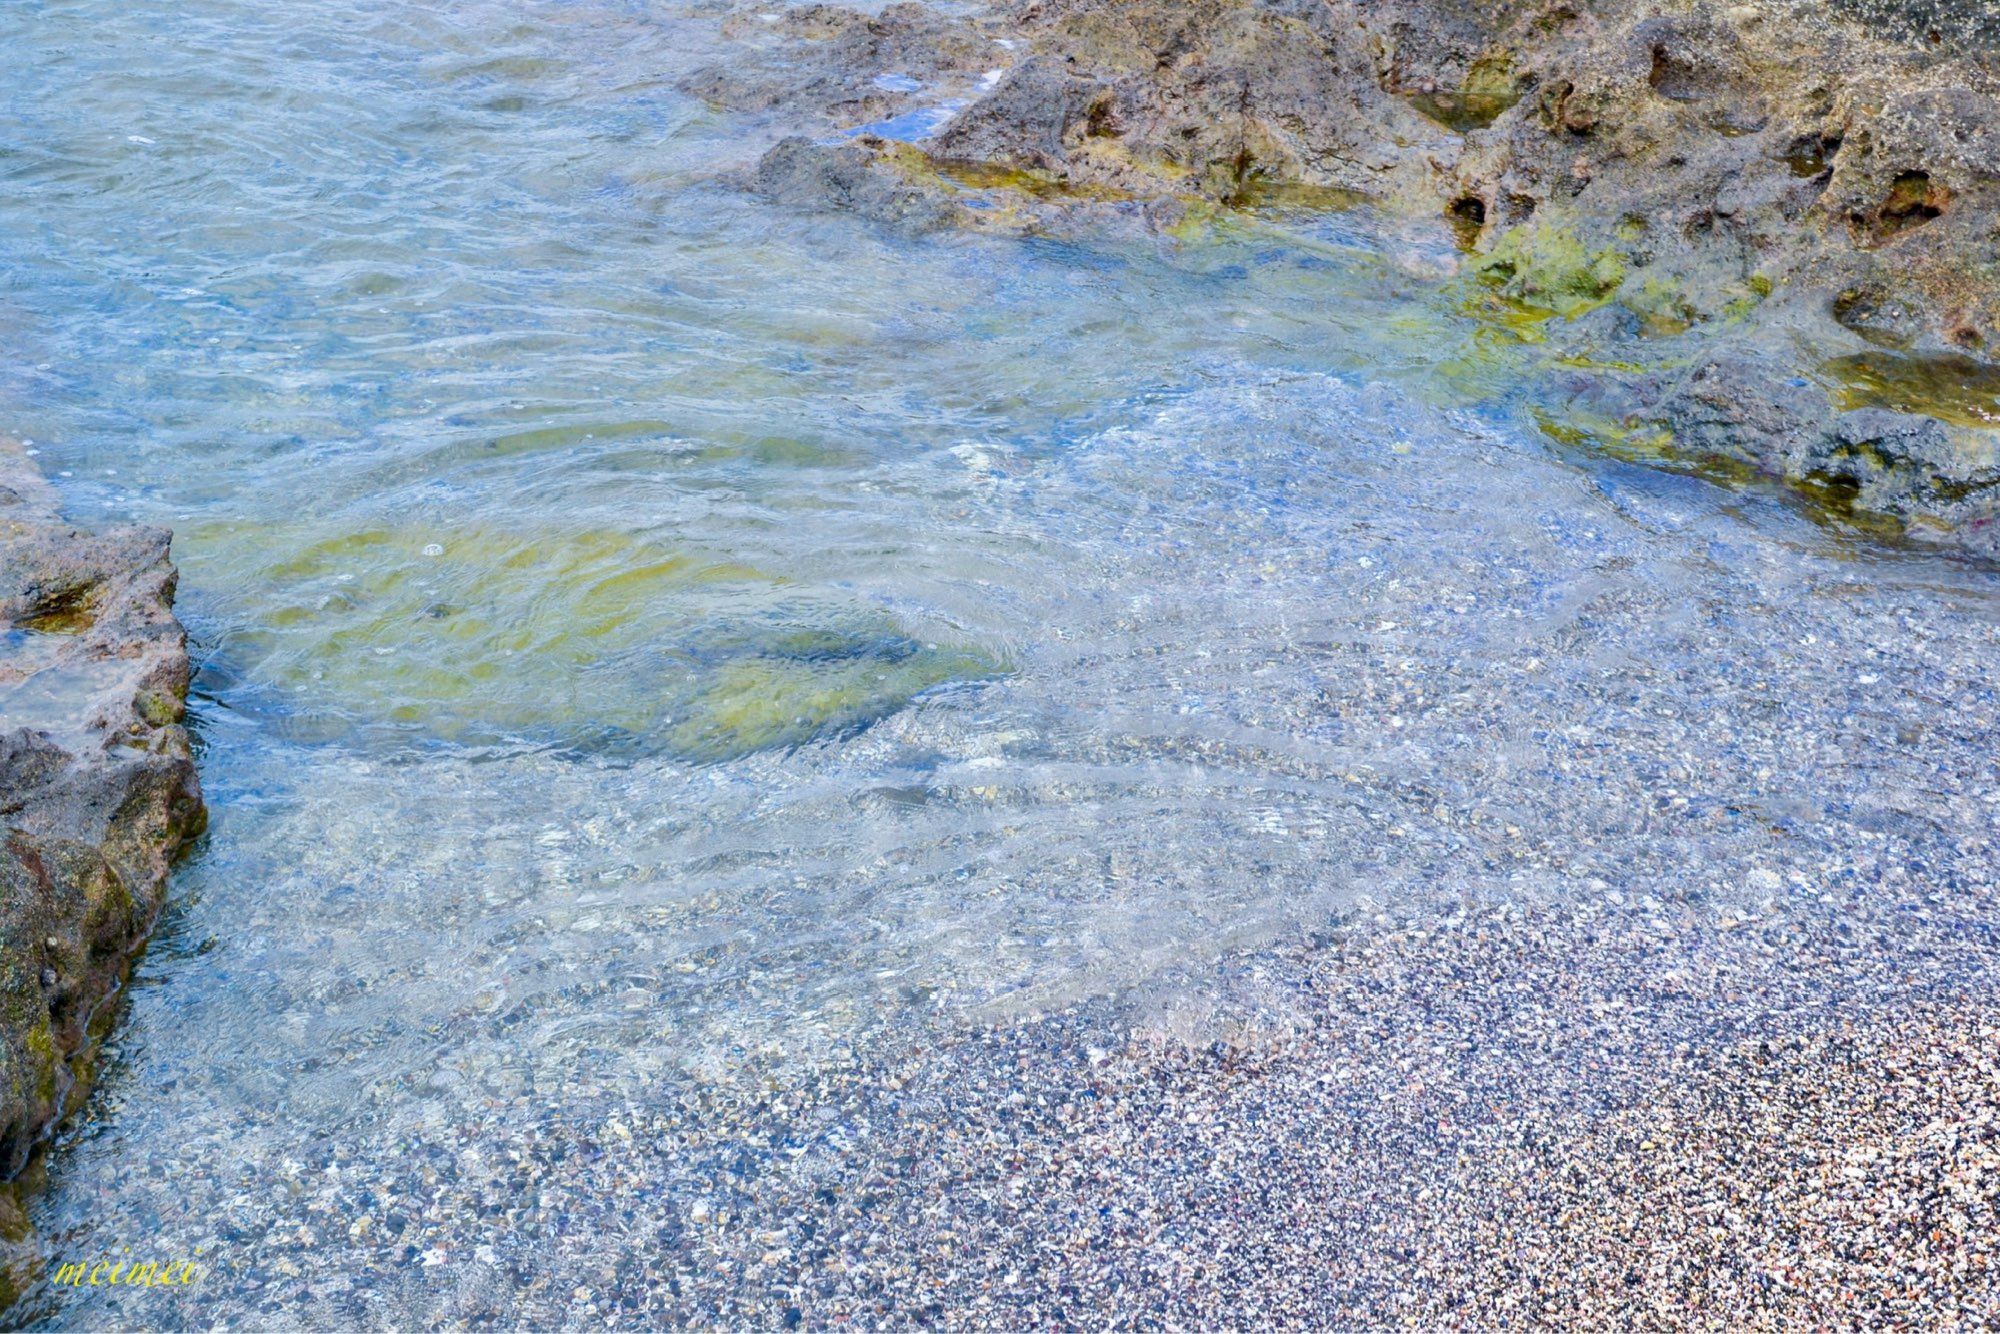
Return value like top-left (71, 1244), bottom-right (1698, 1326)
top-left (0, 438), bottom-right (203, 1176)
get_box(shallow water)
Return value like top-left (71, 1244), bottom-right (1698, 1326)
top-left (4, 0), bottom-right (2000, 1324)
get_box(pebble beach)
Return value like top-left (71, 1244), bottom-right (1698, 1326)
top-left (5, 0), bottom-right (2000, 1325)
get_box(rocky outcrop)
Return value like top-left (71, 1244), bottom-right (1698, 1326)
top-left (1546, 348), bottom-right (2000, 547)
top-left (691, 0), bottom-right (2000, 555)
top-left (0, 438), bottom-right (203, 1176)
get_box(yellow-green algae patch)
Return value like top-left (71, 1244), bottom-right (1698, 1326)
top-left (1405, 53), bottom-right (1522, 132)
top-left (1472, 223), bottom-right (1626, 319)
top-left (667, 636), bottom-right (996, 761)
top-left (1226, 177), bottom-right (1372, 213)
top-left (1536, 408), bottom-right (1916, 540)
top-left (865, 142), bottom-right (1152, 235)
top-left (1621, 275), bottom-right (1701, 337)
top-left (185, 523), bottom-right (1002, 759)
top-left (1824, 350), bottom-right (2000, 427)
top-left (1534, 407), bottom-right (1769, 493)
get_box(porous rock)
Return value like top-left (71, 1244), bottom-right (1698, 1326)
top-left (0, 439), bottom-right (203, 1175)
top-left (701, 0), bottom-right (2000, 550)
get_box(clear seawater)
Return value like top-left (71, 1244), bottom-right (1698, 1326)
top-left (4, 0), bottom-right (1999, 1324)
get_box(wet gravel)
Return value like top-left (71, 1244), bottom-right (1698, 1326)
top-left (23, 846), bottom-right (2000, 1328)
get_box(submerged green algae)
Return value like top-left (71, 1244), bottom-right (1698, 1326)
top-left (1824, 350), bottom-right (2000, 427)
top-left (666, 634), bottom-right (996, 761)
top-left (1472, 223), bottom-right (1627, 319)
top-left (152, 186), bottom-right (1985, 774)
top-left (1535, 407), bottom-right (1758, 490)
top-left (1225, 177), bottom-right (1372, 214)
top-left (186, 524), bottom-right (1002, 760)
top-left (1405, 54), bottom-right (1522, 132)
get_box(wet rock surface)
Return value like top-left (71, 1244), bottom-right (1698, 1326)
top-left (694, 0), bottom-right (2000, 553)
top-left (0, 439), bottom-right (202, 1177)
top-left (1548, 347), bottom-right (2000, 547)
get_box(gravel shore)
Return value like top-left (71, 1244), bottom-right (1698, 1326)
top-left (629, 892), bottom-right (2000, 1331)
top-left (35, 862), bottom-right (1997, 1329)
top-left (1440, 999), bottom-right (2000, 1329)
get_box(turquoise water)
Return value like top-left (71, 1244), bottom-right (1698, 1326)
top-left (6, 0), bottom-right (2000, 1324)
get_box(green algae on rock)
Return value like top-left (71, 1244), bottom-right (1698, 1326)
top-left (666, 633), bottom-right (999, 762)
top-left (1537, 347), bottom-right (2000, 548)
top-left (1471, 224), bottom-right (1626, 320)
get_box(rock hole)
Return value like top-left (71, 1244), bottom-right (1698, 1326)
top-left (1448, 196), bottom-right (1486, 249)
top-left (1085, 94), bottom-right (1119, 139)
top-left (1646, 45), bottom-right (1701, 102)
top-left (1219, 146), bottom-right (1260, 207)
top-left (1868, 170), bottom-right (1946, 243)
top-left (1784, 134), bottom-right (1839, 179)
top-left (18, 586), bottom-right (99, 636)
top-left (1832, 285), bottom-right (1916, 349)
top-left (1793, 467), bottom-right (1871, 524)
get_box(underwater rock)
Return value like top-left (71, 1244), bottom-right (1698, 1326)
top-left (0, 439), bottom-right (203, 1176)
top-left (187, 519), bottom-right (1002, 761)
top-left (751, 135), bottom-right (968, 233)
top-left (747, 133), bottom-right (1186, 239)
top-left (1653, 354), bottom-right (1836, 476)
top-left (1801, 408), bottom-right (2000, 539)
top-left (1546, 351), bottom-right (2000, 547)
